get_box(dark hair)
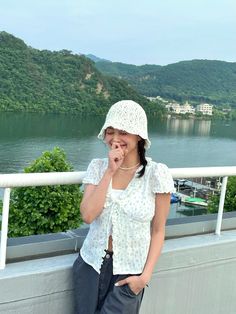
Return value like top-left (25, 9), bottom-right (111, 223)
top-left (137, 139), bottom-right (147, 178)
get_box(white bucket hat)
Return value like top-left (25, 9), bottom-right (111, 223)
top-left (97, 100), bottom-right (151, 149)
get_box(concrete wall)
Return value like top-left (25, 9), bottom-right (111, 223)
top-left (142, 231), bottom-right (236, 314)
top-left (1, 230), bottom-right (236, 314)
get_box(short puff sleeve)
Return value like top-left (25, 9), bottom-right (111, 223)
top-left (82, 159), bottom-right (101, 185)
top-left (151, 163), bottom-right (176, 194)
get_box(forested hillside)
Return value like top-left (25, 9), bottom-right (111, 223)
top-left (95, 59), bottom-right (236, 106)
top-left (0, 31), bottom-right (150, 114)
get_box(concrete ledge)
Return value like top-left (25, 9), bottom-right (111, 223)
top-left (0, 292), bottom-right (74, 314)
top-left (4, 212), bottom-right (236, 263)
top-left (166, 211), bottom-right (236, 238)
top-left (160, 230), bottom-right (236, 271)
top-left (6, 227), bottom-right (88, 262)
top-left (1, 230), bottom-right (236, 314)
top-left (143, 231), bottom-right (236, 314)
top-left (0, 254), bottom-right (76, 303)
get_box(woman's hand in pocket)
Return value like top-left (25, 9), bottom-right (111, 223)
top-left (115, 275), bottom-right (146, 295)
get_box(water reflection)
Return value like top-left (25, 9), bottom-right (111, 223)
top-left (0, 112), bottom-right (236, 173)
top-left (166, 118), bottom-right (211, 136)
top-left (194, 120), bottom-right (211, 136)
top-left (0, 112), bottom-right (103, 140)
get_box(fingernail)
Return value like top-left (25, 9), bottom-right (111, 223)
top-left (114, 283), bottom-right (119, 286)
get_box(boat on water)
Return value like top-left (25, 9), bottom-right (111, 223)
top-left (171, 193), bottom-right (181, 204)
top-left (183, 197), bottom-right (208, 207)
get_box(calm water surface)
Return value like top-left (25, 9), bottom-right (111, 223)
top-left (0, 112), bottom-right (236, 218)
top-left (0, 112), bottom-right (236, 173)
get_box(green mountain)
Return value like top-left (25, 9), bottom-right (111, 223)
top-left (86, 54), bottom-right (111, 63)
top-left (95, 59), bottom-right (236, 106)
top-left (0, 31), bottom-right (150, 114)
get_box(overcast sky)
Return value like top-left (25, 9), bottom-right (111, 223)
top-left (0, 0), bottom-right (235, 65)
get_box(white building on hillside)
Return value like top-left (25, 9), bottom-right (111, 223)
top-left (180, 102), bottom-right (195, 114)
top-left (196, 103), bottom-right (213, 115)
top-left (166, 102), bottom-right (195, 114)
top-left (146, 96), bottom-right (169, 103)
top-left (165, 103), bottom-right (181, 113)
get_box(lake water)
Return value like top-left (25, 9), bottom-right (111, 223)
top-left (0, 112), bottom-right (236, 218)
top-left (0, 112), bottom-right (236, 173)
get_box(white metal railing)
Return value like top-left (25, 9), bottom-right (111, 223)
top-left (1, 166), bottom-right (236, 270)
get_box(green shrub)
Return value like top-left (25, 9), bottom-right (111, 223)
top-left (208, 177), bottom-right (236, 213)
top-left (7, 147), bottom-right (83, 237)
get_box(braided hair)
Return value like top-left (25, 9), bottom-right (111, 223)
top-left (137, 139), bottom-right (147, 178)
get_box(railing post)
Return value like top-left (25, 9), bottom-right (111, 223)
top-left (215, 176), bottom-right (228, 236)
top-left (0, 188), bottom-right (11, 270)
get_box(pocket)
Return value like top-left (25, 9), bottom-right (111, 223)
top-left (119, 283), bottom-right (139, 297)
top-left (126, 284), bottom-right (137, 296)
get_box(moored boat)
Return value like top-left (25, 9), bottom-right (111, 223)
top-left (183, 197), bottom-right (208, 207)
top-left (171, 193), bottom-right (181, 204)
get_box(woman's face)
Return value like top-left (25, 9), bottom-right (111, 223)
top-left (104, 127), bottom-right (140, 155)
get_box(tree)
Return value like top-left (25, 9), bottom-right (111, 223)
top-left (208, 176), bottom-right (236, 213)
top-left (0, 31), bottom-right (150, 115)
top-left (6, 147), bottom-right (83, 237)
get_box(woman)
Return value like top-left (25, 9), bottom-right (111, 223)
top-left (73, 100), bottom-right (175, 314)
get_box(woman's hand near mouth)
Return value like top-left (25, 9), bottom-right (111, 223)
top-left (108, 142), bottom-right (126, 174)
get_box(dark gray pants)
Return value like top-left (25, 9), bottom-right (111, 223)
top-left (73, 250), bottom-right (144, 314)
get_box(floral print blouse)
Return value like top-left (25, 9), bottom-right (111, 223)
top-left (80, 157), bottom-right (175, 275)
